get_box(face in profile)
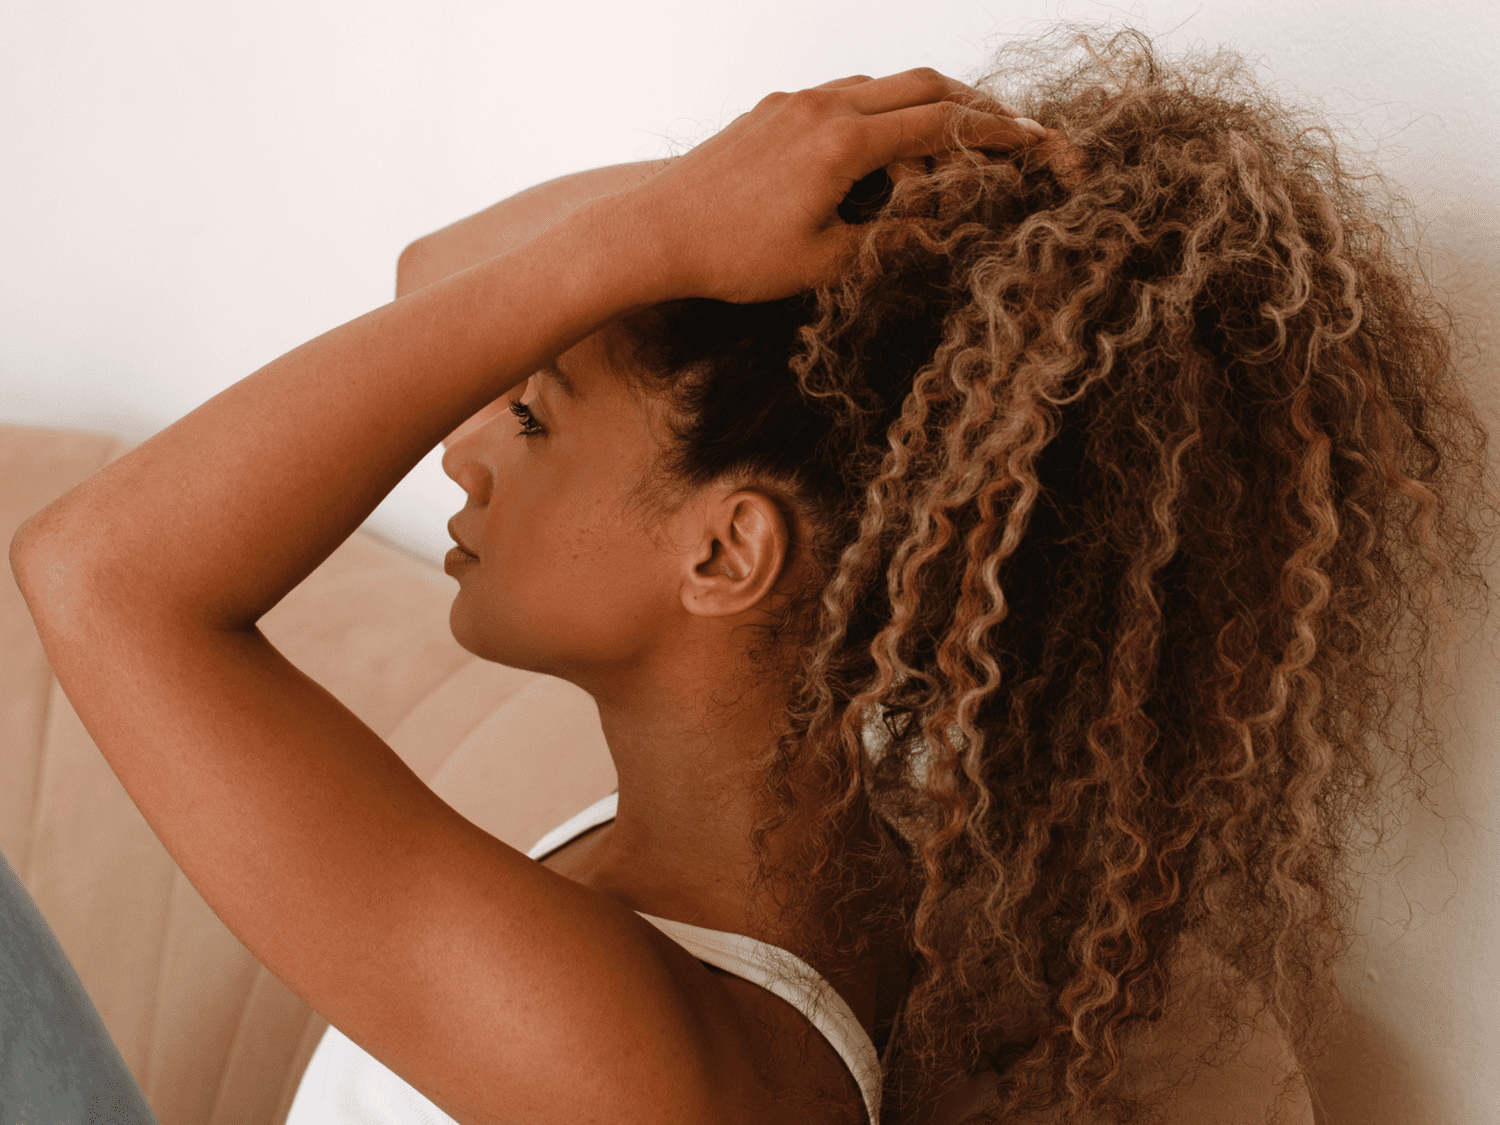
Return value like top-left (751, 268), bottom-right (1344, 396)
top-left (440, 323), bottom-right (694, 684)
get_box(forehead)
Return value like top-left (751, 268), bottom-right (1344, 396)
top-left (541, 325), bottom-right (669, 438)
top-left (536, 356), bottom-right (574, 397)
top-left (547, 321), bottom-right (647, 403)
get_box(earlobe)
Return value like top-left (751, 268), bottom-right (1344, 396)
top-left (681, 490), bottom-right (789, 618)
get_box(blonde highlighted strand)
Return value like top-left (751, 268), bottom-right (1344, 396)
top-left (619, 25), bottom-right (1497, 1123)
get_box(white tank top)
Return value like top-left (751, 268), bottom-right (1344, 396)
top-left (284, 793), bottom-right (883, 1125)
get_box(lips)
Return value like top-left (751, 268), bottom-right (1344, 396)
top-left (446, 517), bottom-right (479, 559)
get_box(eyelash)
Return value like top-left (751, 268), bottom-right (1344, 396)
top-left (509, 400), bottom-right (544, 437)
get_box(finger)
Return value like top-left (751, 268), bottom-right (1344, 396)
top-left (885, 145), bottom-right (993, 188)
top-left (813, 70), bottom-right (1018, 119)
top-left (812, 74), bottom-right (875, 90)
top-left (938, 83), bottom-right (1021, 120)
top-left (837, 66), bottom-right (974, 116)
top-left (843, 69), bottom-right (1036, 151)
top-left (885, 156), bottom-right (930, 187)
top-left (882, 100), bottom-right (1046, 163)
top-left (839, 67), bottom-right (1024, 123)
top-left (946, 100), bottom-right (1047, 146)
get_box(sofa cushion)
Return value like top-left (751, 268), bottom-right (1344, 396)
top-left (1, 422), bottom-right (614, 1125)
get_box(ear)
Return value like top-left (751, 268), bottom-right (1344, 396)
top-left (679, 490), bottom-right (789, 619)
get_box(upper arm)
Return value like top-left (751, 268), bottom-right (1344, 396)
top-left (1116, 946), bottom-right (1316, 1125)
top-left (1125, 1015), bottom-right (1316, 1125)
top-left (914, 945), bottom-right (1315, 1125)
top-left (7, 561), bottom-right (748, 1122)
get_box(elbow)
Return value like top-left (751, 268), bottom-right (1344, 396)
top-left (10, 502), bottom-right (106, 639)
top-left (395, 236), bottom-right (436, 299)
top-left (11, 505), bottom-right (61, 604)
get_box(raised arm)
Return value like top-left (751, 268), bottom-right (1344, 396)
top-left (397, 159), bottom-right (675, 443)
top-left (9, 176), bottom-right (696, 1125)
top-left (11, 70), bottom-right (1038, 1125)
top-left (396, 159), bottom-right (675, 297)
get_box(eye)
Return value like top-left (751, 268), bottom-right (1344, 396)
top-left (509, 399), bottom-right (545, 437)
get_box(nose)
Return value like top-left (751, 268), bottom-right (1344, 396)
top-left (441, 425), bottom-right (494, 506)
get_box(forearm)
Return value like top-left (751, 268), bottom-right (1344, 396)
top-left (396, 159), bottom-right (675, 296)
top-left (12, 195), bottom-right (668, 635)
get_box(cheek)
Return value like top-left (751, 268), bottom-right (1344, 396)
top-left (450, 474), bottom-right (678, 673)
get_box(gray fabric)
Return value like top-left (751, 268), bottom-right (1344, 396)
top-left (0, 845), bottom-right (157, 1124)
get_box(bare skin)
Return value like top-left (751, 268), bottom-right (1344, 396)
top-left (11, 69), bottom-right (1038, 1125)
top-left (10, 64), bottom-right (1313, 1123)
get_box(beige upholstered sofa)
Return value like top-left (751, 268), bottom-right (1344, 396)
top-left (1, 421), bottom-right (617, 1125)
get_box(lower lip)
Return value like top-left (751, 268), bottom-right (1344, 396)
top-left (444, 546), bottom-right (479, 574)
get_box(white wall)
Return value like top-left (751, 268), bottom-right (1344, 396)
top-left (3, 2), bottom-right (1496, 1121)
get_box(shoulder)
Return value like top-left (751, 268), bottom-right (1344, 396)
top-left (1113, 938), bottom-right (1316, 1125)
top-left (914, 938), bottom-right (1315, 1125)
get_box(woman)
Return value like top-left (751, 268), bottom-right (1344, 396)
top-left (9, 27), bottom-right (1493, 1125)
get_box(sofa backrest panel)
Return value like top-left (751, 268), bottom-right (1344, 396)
top-left (1, 423), bottom-right (616, 1125)
top-left (2, 423), bottom-right (127, 874)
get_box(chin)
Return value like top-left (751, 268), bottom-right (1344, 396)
top-left (447, 599), bottom-right (574, 679)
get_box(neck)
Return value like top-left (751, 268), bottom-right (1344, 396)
top-left (580, 639), bottom-right (796, 932)
top-left (555, 623), bottom-right (903, 1030)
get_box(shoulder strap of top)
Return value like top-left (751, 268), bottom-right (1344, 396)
top-left (524, 792), bottom-right (620, 861)
top-left (525, 792), bottom-right (882, 1124)
top-left (635, 912), bottom-right (882, 1125)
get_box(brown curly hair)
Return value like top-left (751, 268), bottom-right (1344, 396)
top-left (616, 25), bottom-right (1496, 1124)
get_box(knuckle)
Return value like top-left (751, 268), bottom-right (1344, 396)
top-left (907, 65), bottom-right (950, 92)
top-left (936, 97), bottom-right (971, 132)
top-left (786, 86), bottom-right (829, 109)
top-left (783, 86), bottom-right (838, 122)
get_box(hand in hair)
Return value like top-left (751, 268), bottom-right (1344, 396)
top-left (617, 68), bottom-right (1046, 305)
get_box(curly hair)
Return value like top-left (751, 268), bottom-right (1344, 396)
top-left (616, 25), bottom-right (1496, 1124)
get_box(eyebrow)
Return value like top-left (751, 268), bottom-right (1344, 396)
top-left (537, 358), bottom-right (575, 398)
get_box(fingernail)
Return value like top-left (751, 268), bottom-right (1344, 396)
top-left (1014, 117), bottom-right (1047, 137)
